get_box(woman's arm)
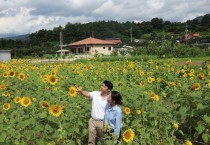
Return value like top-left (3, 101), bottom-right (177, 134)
top-left (114, 109), bottom-right (122, 138)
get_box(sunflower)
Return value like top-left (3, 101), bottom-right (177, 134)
top-left (157, 77), bottom-right (162, 83)
top-left (173, 122), bottom-right (179, 129)
top-left (42, 78), bottom-right (48, 83)
top-left (3, 72), bottom-right (8, 78)
top-left (136, 109), bottom-right (141, 115)
top-left (190, 83), bottom-right (200, 91)
top-left (2, 91), bottom-right (10, 97)
top-left (168, 82), bottom-right (175, 86)
top-left (21, 96), bottom-right (32, 107)
top-left (185, 140), bottom-right (192, 145)
top-left (124, 107), bottom-right (131, 115)
top-left (18, 73), bottom-right (25, 81)
top-left (139, 70), bottom-right (144, 76)
top-left (3, 103), bottom-right (10, 110)
top-left (0, 84), bottom-right (6, 90)
top-left (40, 101), bottom-right (49, 108)
top-left (49, 105), bottom-right (63, 117)
top-left (123, 129), bottom-right (135, 143)
top-left (198, 73), bottom-right (204, 80)
top-left (147, 77), bottom-right (154, 83)
top-left (190, 69), bottom-right (194, 74)
top-left (14, 96), bottom-right (21, 103)
top-left (181, 69), bottom-right (185, 73)
top-left (51, 70), bottom-right (57, 75)
top-left (177, 69), bottom-right (181, 74)
top-left (183, 73), bottom-right (187, 77)
top-left (150, 92), bottom-right (159, 101)
top-left (9, 71), bottom-right (15, 77)
top-left (49, 75), bottom-right (58, 85)
top-left (68, 86), bottom-right (77, 97)
top-left (42, 75), bottom-right (49, 83)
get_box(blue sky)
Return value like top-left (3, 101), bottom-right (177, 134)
top-left (0, 0), bottom-right (210, 37)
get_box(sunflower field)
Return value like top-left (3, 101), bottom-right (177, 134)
top-left (0, 57), bottom-right (209, 145)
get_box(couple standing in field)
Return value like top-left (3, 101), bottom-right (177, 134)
top-left (76, 80), bottom-right (123, 145)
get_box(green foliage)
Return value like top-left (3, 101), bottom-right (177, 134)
top-left (130, 40), bottom-right (210, 58)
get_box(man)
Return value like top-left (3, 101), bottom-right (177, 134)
top-left (76, 80), bottom-right (113, 145)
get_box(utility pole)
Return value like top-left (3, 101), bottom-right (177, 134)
top-left (130, 25), bottom-right (133, 43)
top-left (185, 22), bottom-right (188, 41)
top-left (60, 32), bottom-right (63, 58)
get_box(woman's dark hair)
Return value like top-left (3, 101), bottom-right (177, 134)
top-left (103, 80), bottom-right (113, 90)
top-left (111, 91), bottom-right (123, 105)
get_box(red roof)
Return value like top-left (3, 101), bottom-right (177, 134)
top-left (68, 37), bottom-right (115, 46)
top-left (192, 33), bottom-right (200, 37)
top-left (105, 39), bottom-right (122, 44)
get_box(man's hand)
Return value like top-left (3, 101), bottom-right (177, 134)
top-left (75, 87), bottom-right (90, 98)
top-left (76, 87), bottom-right (82, 92)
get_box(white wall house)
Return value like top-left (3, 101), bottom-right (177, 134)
top-left (68, 37), bottom-right (116, 55)
top-left (0, 50), bottom-right (11, 61)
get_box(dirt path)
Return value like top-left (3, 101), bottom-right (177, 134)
top-left (175, 61), bottom-right (204, 66)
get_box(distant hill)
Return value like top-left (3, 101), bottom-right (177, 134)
top-left (1, 34), bottom-right (29, 40)
top-left (0, 14), bottom-right (209, 42)
top-left (194, 14), bottom-right (210, 22)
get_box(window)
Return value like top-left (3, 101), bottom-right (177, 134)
top-left (108, 47), bottom-right (112, 51)
top-left (71, 48), bottom-right (76, 53)
top-left (79, 48), bottom-right (83, 53)
top-left (103, 47), bottom-right (106, 49)
top-left (85, 47), bottom-right (89, 52)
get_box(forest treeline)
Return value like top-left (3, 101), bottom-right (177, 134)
top-left (0, 14), bottom-right (210, 58)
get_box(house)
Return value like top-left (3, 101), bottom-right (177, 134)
top-left (0, 50), bottom-right (11, 61)
top-left (192, 33), bottom-right (200, 38)
top-left (68, 37), bottom-right (116, 55)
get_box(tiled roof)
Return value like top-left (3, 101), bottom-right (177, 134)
top-left (105, 39), bottom-right (122, 44)
top-left (68, 37), bottom-right (115, 46)
top-left (192, 33), bottom-right (200, 37)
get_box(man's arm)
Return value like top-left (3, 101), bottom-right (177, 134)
top-left (76, 87), bottom-right (91, 98)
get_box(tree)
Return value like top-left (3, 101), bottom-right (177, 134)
top-left (201, 14), bottom-right (210, 28)
top-left (151, 17), bottom-right (163, 29)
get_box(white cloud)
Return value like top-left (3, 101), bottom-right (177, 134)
top-left (0, 0), bottom-right (210, 37)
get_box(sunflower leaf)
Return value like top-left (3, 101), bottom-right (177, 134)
top-left (202, 133), bottom-right (209, 143)
top-left (38, 112), bottom-right (47, 119)
top-left (0, 132), bottom-right (6, 142)
top-left (203, 115), bottom-right (210, 125)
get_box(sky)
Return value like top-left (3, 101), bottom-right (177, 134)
top-left (0, 0), bottom-right (210, 38)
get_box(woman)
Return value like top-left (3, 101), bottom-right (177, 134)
top-left (103, 91), bottom-right (123, 144)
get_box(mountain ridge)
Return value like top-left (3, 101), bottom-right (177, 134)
top-left (1, 14), bottom-right (209, 41)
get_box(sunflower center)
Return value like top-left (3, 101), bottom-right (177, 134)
top-left (42, 102), bottom-right (48, 107)
top-left (4, 104), bottom-right (8, 109)
top-left (10, 72), bottom-right (14, 76)
top-left (50, 77), bottom-right (56, 82)
top-left (70, 90), bottom-right (75, 94)
top-left (24, 99), bottom-right (29, 104)
top-left (53, 107), bottom-right (59, 113)
top-left (125, 131), bottom-right (131, 139)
